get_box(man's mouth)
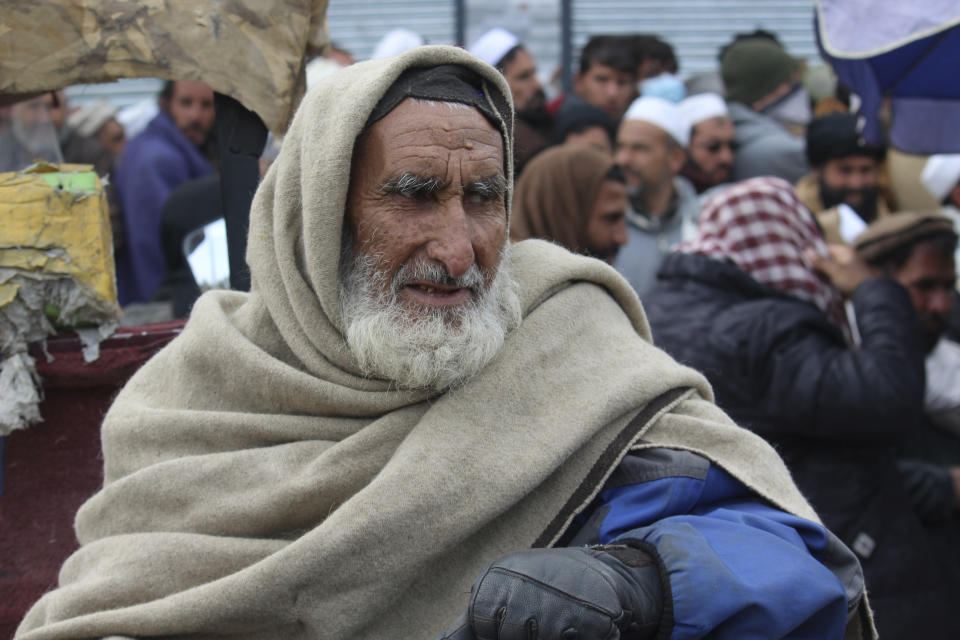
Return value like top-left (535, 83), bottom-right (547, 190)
top-left (713, 166), bottom-right (732, 180)
top-left (844, 193), bottom-right (865, 206)
top-left (402, 282), bottom-right (473, 307)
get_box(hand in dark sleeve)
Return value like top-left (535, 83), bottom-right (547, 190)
top-left (435, 545), bottom-right (665, 640)
top-left (897, 459), bottom-right (958, 524)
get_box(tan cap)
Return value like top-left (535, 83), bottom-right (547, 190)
top-left (854, 211), bottom-right (956, 263)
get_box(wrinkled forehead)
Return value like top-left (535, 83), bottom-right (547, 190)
top-left (364, 98), bottom-right (503, 153)
top-left (361, 65), bottom-right (511, 166)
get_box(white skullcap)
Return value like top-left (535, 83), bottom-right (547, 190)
top-left (679, 93), bottom-right (729, 127)
top-left (623, 96), bottom-right (691, 147)
top-left (66, 101), bottom-right (117, 137)
top-left (371, 28), bottom-right (425, 60)
top-left (922, 154), bottom-right (960, 202)
top-left (305, 57), bottom-right (344, 89)
top-left (468, 28), bottom-right (520, 68)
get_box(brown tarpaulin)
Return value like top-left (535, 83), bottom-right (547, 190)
top-left (0, 0), bottom-right (330, 135)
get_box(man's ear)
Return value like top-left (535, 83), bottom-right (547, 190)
top-left (573, 73), bottom-right (585, 96)
top-left (950, 184), bottom-right (960, 210)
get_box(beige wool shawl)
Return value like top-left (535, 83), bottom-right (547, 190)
top-left (19, 47), bottom-right (869, 639)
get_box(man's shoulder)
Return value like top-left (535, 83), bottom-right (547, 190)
top-left (674, 176), bottom-right (700, 218)
top-left (733, 128), bottom-right (806, 182)
top-left (120, 126), bottom-right (191, 175)
top-left (740, 126), bottom-right (802, 155)
top-left (651, 258), bottom-right (824, 333)
top-left (130, 123), bottom-right (182, 153)
top-left (730, 105), bottom-right (797, 148)
top-left (556, 93), bottom-right (589, 113)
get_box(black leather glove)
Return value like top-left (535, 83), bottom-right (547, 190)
top-left (435, 544), bottom-right (665, 640)
top-left (897, 459), bottom-right (957, 524)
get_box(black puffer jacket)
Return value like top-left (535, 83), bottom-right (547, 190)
top-left (644, 252), bottom-right (959, 639)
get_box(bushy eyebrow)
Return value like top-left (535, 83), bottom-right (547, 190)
top-left (379, 173), bottom-right (507, 199)
top-left (466, 175), bottom-right (508, 200)
top-left (379, 173), bottom-right (445, 197)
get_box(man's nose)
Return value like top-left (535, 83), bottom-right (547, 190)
top-left (847, 173), bottom-right (866, 190)
top-left (614, 149), bottom-right (628, 169)
top-left (930, 288), bottom-right (955, 316)
top-left (425, 200), bottom-right (476, 278)
top-left (185, 103), bottom-right (206, 122)
top-left (718, 145), bottom-right (734, 165)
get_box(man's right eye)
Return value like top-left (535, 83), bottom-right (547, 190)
top-left (401, 188), bottom-right (436, 201)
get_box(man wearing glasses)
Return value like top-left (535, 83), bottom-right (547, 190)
top-left (678, 93), bottom-right (737, 194)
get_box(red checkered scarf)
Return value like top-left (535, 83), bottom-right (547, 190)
top-left (679, 177), bottom-right (852, 341)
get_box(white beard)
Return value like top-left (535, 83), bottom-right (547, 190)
top-left (337, 240), bottom-right (522, 391)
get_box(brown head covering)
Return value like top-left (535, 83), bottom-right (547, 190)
top-left (854, 211), bottom-right (957, 264)
top-left (510, 145), bottom-right (615, 254)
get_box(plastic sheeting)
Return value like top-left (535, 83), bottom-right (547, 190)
top-left (816, 0), bottom-right (960, 154)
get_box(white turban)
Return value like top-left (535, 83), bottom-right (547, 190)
top-left (66, 101), bottom-right (117, 137)
top-left (370, 28), bottom-right (425, 60)
top-left (623, 96), bottom-right (691, 147)
top-left (679, 93), bottom-right (729, 127)
top-left (468, 28), bottom-right (520, 68)
top-left (922, 154), bottom-right (960, 203)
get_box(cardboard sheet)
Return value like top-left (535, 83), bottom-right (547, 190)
top-left (0, 0), bottom-right (330, 135)
top-left (0, 162), bottom-right (121, 434)
top-left (0, 163), bottom-right (117, 309)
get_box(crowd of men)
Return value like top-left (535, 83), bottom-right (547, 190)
top-left (8, 25), bottom-right (960, 640)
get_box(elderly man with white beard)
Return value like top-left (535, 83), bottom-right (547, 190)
top-left (19, 47), bottom-right (871, 640)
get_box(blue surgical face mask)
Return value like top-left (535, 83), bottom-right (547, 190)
top-left (640, 73), bottom-right (686, 103)
top-left (761, 83), bottom-right (812, 128)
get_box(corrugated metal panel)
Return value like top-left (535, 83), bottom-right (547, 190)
top-left (65, 78), bottom-right (164, 109)
top-left (572, 0), bottom-right (819, 76)
top-left (327, 0), bottom-right (458, 60)
top-left (465, 0), bottom-right (820, 97)
top-left (466, 0), bottom-right (563, 90)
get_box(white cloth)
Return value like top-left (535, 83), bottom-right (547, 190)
top-left (468, 27), bottom-right (520, 68)
top-left (623, 96), bottom-right (691, 147)
top-left (679, 93), bottom-right (728, 127)
top-left (925, 338), bottom-right (960, 436)
top-left (370, 28), bottom-right (425, 60)
top-left (305, 57), bottom-right (344, 88)
top-left (115, 99), bottom-right (159, 140)
top-left (837, 203), bottom-right (869, 243)
top-left (66, 101), bottom-right (117, 137)
top-left (922, 154), bottom-right (960, 202)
